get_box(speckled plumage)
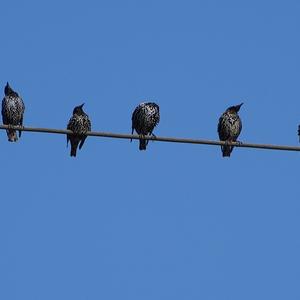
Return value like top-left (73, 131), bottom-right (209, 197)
top-left (218, 103), bottom-right (243, 157)
top-left (67, 104), bottom-right (91, 157)
top-left (131, 102), bottom-right (160, 150)
top-left (2, 82), bottom-right (25, 142)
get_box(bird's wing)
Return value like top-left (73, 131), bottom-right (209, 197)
top-left (217, 115), bottom-right (230, 141)
top-left (66, 117), bottom-right (74, 147)
top-left (1, 98), bottom-right (8, 124)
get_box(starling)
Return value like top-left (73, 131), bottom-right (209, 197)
top-left (2, 82), bottom-right (25, 142)
top-left (131, 102), bottom-right (160, 150)
top-left (67, 103), bottom-right (91, 157)
top-left (218, 103), bottom-right (243, 157)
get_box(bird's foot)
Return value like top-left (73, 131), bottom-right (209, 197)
top-left (18, 125), bottom-right (24, 134)
top-left (130, 130), bottom-right (134, 143)
top-left (235, 140), bottom-right (243, 146)
top-left (150, 133), bottom-right (157, 143)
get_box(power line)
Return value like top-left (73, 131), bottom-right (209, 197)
top-left (0, 125), bottom-right (300, 152)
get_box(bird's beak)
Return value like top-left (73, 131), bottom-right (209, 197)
top-left (236, 102), bottom-right (243, 111)
top-left (80, 103), bottom-right (85, 108)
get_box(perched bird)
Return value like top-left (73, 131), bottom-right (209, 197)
top-left (298, 125), bottom-right (300, 142)
top-left (2, 82), bottom-right (25, 142)
top-left (218, 103), bottom-right (243, 157)
top-left (131, 102), bottom-right (160, 150)
top-left (67, 103), bottom-right (91, 157)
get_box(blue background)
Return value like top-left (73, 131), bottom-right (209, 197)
top-left (1, 1), bottom-right (300, 299)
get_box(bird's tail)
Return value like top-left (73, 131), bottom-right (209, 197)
top-left (139, 138), bottom-right (147, 150)
top-left (6, 129), bottom-right (18, 142)
top-left (79, 136), bottom-right (87, 150)
top-left (70, 140), bottom-right (80, 157)
top-left (222, 145), bottom-right (233, 157)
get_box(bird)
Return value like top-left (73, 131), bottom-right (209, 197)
top-left (1, 82), bottom-right (25, 142)
top-left (217, 103), bottom-right (243, 157)
top-left (67, 103), bottom-right (91, 157)
top-left (131, 102), bottom-right (160, 150)
top-left (298, 125), bottom-right (300, 142)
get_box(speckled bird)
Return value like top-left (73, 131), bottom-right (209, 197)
top-left (131, 102), bottom-right (160, 150)
top-left (218, 103), bottom-right (243, 157)
top-left (2, 82), bottom-right (25, 142)
top-left (67, 103), bottom-right (91, 157)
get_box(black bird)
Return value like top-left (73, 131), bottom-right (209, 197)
top-left (218, 103), bottom-right (243, 157)
top-left (67, 103), bottom-right (91, 157)
top-left (131, 102), bottom-right (160, 150)
top-left (2, 82), bottom-right (25, 142)
top-left (298, 125), bottom-right (300, 142)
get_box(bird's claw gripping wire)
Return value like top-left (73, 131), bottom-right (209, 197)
top-left (151, 133), bottom-right (157, 142)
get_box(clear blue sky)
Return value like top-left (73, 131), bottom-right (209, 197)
top-left (1, 1), bottom-right (300, 299)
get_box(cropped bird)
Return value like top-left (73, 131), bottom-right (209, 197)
top-left (131, 102), bottom-right (160, 150)
top-left (218, 103), bottom-right (243, 157)
top-left (2, 82), bottom-right (25, 142)
top-left (298, 125), bottom-right (300, 142)
top-left (67, 103), bottom-right (91, 157)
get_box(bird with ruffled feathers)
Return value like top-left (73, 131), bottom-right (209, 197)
top-left (67, 103), bottom-right (91, 157)
top-left (131, 102), bottom-right (160, 150)
top-left (218, 103), bottom-right (243, 157)
top-left (1, 82), bottom-right (25, 142)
